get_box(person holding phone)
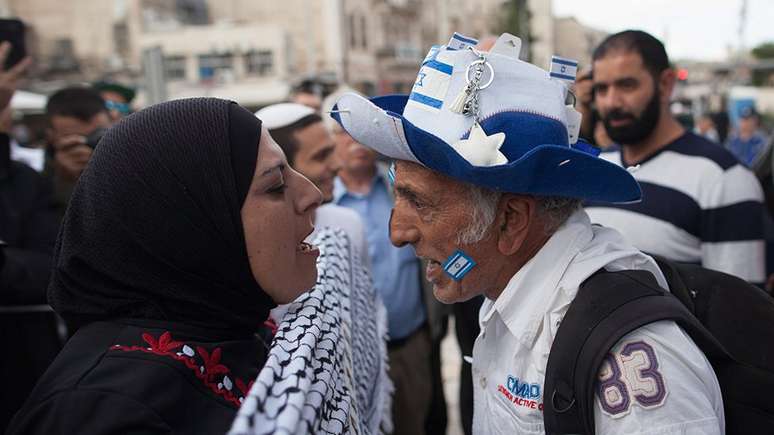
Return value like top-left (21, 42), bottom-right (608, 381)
top-left (44, 86), bottom-right (111, 214)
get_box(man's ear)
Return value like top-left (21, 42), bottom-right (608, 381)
top-left (659, 68), bottom-right (677, 104)
top-left (496, 194), bottom-right (535, 256)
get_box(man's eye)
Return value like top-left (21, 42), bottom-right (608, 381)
top-left (410, 197), bottom-right (426, 209)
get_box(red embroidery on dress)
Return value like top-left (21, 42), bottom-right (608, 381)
top-left (197, 346), bottom-right (229, 382)
top-left (263, 317), bottom-right (278, 336)
top-left (143, 331), bottom-right (184, 353)
top-left (110, 331), bottom-right (253, 407)
top-left (235, 378), bottom-right (254, 397)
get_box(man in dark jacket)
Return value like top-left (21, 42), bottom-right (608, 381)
top-left (0, 44), bottom-right (62, 431)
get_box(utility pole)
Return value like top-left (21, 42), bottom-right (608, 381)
top-left (736, 0), bottom-right (748, 84)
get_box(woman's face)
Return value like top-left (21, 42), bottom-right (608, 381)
top-left (242, 128), bottom-right (323, 303)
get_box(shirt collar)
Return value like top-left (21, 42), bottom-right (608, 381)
top-left (332, 176), bottom-right (348, 203)
top-left (480, 210), bottom-right (594, 350)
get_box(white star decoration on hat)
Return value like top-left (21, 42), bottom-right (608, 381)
top-left (451, 122), bottom-right (508, 167)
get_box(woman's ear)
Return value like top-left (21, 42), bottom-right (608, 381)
top-left (497, 194), bottom-right (535, 256)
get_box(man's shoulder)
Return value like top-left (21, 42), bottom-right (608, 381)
top-left (666, 132), bottom-right (739, 171)
top-left (593, 320), bottom-right (723, 434)
top-left (4, 160), bottom-right (45, 184)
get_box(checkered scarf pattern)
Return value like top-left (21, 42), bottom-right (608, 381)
top-left (228, 228), bottom-right (392, 435)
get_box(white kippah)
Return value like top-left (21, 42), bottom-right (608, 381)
top-left (255, 103), bottom-right (316, 130)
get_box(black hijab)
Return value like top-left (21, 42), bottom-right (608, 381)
top-left (48, 98), bottom-right (275, 334)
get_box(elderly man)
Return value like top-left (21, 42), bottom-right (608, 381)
top-left (331, 33), bottom-right (724, 434)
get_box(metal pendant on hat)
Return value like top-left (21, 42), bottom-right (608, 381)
top-left (449, 48), bottom-right (508, 168)
top-left (450, 47), bottom-right (495, 119)
top-left (462, 50), bottom-right (494, 119)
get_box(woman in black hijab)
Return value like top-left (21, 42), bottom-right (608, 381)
top-left (8, 98), bottom-right (322, 434)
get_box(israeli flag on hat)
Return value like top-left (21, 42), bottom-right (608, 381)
top-left (329, 33), bottom-right (643, 204)
top-left (447, 32), bottom-right (479, 51)
top-left (549, 55), bottom-right (578, 84)
top-left (409, 48), bottom-right (456, 112)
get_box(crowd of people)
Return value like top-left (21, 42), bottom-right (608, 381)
top-left (1, 27), bottom-right (772, 435)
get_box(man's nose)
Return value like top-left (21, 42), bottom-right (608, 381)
top-left (389, 208), bottom-right (420, 248)
top-left (329, 153), bottom-right (342, 174)
top-left (600, 87), bottom-right (624, 110)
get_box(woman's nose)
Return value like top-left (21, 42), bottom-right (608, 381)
top-left (296, 174), bottom-right (322, 214)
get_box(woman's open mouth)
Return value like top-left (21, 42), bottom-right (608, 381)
top-left (297, 241), bottom-right (320, 256)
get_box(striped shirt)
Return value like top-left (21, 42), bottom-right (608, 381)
top-left (586, 132), bottom-right (765, 283)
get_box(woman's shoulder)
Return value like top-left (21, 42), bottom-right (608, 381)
top-left (10, 321), bottom-right (266, 434)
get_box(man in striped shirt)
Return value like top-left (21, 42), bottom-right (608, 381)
top-left (584, 30), bottom-right (765, 284)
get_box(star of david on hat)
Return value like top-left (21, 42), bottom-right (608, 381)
top-left (330, 33), bottom-right (641, 203)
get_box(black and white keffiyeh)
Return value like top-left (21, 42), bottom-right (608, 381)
top-left (229, 228), bottom-right (392, 435)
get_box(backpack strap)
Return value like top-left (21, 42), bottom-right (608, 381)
top-left (543, 268), bottom-right (727, 435)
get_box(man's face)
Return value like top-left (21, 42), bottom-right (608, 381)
top-left (100, 90), bottom-right (130, 122)
top-left (332, 125), bottom-right (378, 174)
top-left (739, 116), bottom-right (758, 136)
top-left (389, 161), bottom-right (501, 304)
top-left (292, 92), bottom-right (322, 112)
top-left (290, 121), bottom-right (341, 202)
top-left (592, 51), bottom-right (661, 145)
top-left (697, 116), bottom-right (714, 134)
top-left (50, 112), bottom-right (110, 141)
top-left (49, 112), bottom-right (111, 182)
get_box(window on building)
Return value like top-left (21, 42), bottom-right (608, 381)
top-left (164, 55), bottom-right (187, 80)
top-left (197, 52), bottom-right (233, 80)
top-left (359, 15), bottom-right (367, 49)
top-left (349, 14), bottom-right (357, 49)
top-left (49, 38), bottom-right (79, 72)
top-left (245, 50), bottom-right (274, 76)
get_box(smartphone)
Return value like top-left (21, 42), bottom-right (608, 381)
top-left (85, 127), bottom-right (107, 149)
top-left (0, 18), bottom-right (26, 70)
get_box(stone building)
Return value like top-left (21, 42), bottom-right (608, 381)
top-left (3, 0), bottom-right (555, 107)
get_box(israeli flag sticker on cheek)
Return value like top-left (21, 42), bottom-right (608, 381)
top-left (443, 250), bottom-right (476, 281)
top-left (387, 162), bottom-right (396, 187)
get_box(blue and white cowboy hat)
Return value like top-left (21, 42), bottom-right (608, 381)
top-left (331, 33), bottom-right (641, 203)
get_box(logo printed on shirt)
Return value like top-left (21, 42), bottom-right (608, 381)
top-left (497, 374), bottom-right (544, 412)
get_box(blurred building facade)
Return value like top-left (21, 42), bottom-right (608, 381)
top-left (3, 0), bottom-right (591, 108)
top-left (553, 16), bottom-right (607, 71)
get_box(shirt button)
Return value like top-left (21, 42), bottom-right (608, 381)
top-left (479, 376), bottom-right (487, 389)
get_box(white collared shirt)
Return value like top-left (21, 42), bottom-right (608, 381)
top-left (472, 210), bottom-right (724, 435)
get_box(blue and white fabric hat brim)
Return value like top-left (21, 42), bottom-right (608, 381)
top-left (332, 93), bottom-right (641, 203)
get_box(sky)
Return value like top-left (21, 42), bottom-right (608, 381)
top-left (552, 0), bottom-right (773, 62)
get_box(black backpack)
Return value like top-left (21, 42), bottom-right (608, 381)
top-left (543, 257), bottom-right (774, 435)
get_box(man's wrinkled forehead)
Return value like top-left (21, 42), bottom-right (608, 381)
top-left (394, 160), bottom-right (469, 198)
